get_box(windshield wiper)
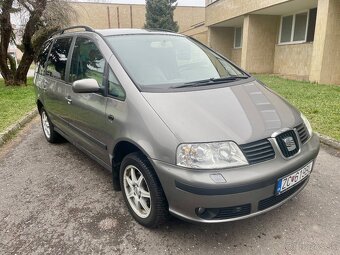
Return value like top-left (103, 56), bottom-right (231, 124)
top-left (211, 76), bottom-right (248, 82)
top-left (171, 76), bottom-right (249, 89)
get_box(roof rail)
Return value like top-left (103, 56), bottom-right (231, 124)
top-left (49, 25), bottom-right (95, 38)
top-left (146, 28), bottom-right (177, 33)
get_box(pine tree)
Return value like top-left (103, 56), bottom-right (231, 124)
top-left (144, 0), bottom-right (179, 32)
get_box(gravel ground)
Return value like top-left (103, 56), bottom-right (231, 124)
top-left (0, 117), bottom-right (339, 255)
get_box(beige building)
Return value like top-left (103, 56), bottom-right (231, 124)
top-left (69, 1), bottom-right (205, 35)
top-left (69, 0), bottom-right (339, 85)
top-left (191, 0), bottom-right (339, 85)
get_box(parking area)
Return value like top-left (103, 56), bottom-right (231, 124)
top-left (0, 117), bottom-right (339, 255)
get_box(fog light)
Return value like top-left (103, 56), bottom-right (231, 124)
top-left (196, 207), bottom-right (206, 216)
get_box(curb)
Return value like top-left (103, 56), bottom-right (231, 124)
top-left (0, 109), bottom-right (38, 147)
top-left (317, 133), bottom-right (340, 150)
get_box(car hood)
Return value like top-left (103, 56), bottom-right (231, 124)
top-left (142, 80), bottom-right (302, 144)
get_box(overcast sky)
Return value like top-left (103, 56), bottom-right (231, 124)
top-left (72, 0), bottom-right (205, 6)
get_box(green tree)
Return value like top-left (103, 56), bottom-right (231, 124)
top-left (144, 0), bottom-right (179, 32)
top-left (0, 0), bottom-right (75, 86)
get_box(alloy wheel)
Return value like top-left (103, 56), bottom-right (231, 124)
top-left (123, 165), bottom-right (151, 218)
top-left (41, 111), bottom-right (51, 139)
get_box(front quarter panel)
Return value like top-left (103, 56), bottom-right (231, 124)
top-left (105, 54), bottom-right (180, 164)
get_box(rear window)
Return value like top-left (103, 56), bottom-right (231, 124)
top-left (36, 40), bottom-right (52, 75)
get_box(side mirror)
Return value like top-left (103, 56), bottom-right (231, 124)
top-left (72, 78), bottom-right (100, 93)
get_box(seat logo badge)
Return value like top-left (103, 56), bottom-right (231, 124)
top-left (283, 137), bottom-right (296, 151)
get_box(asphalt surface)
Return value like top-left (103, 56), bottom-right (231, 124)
top-left (0, 117), bottom-right (339, 255)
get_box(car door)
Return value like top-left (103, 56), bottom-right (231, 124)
top-left (66, 36), bottom-right (110, 164)
top-left (43, 36), bottom-right (74, 134)
top-left (34, 39), bottom-right (53, 106)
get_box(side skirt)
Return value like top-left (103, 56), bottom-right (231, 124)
top-left (54, 126), bottom-right (112, 172)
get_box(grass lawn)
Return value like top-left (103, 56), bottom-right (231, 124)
top-left (0, 78), bottom-right (36, 133)
top-left (256, 74), bottom-right (340, 141)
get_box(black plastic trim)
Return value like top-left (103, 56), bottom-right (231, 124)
top-left (68, 122), bottom-right (107, 151)
top-left (258, 178), bottom-right (308, 211)
top-left (175, 178), bottom-right (276, 196)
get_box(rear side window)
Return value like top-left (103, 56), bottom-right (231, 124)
top-left (36, 40), bottom-right (52, 75)
top-left (46, 37), bottom-right (73, 81)
top-left (69, 37), bottom-right (105, 89)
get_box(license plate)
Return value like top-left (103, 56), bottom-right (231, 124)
top-left (276, 161), bottom-right (313, 195)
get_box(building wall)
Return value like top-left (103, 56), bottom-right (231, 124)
top-left (241, 15), bottom-right (279, 73)
top-left (69, 2), bottom-right (205, 33)
top-left (231, 48), bottom-right (242, 66)
top-left (191, 32), bottom-right (208, 45)
top-left (69, 1), bottom-right (340, 85)
top-left (182, 25), bottom-right (208, 45)
top-left (274, 43), bottom-right (313, 80)
top-left (174, 7), bottom-right (206, 32)
top-left (189, 31), bottom-right (208, 45)
top-left (320, 0), bottom-right (340, 84)
top-left (71, 3), bottom-right (110, 28)
top-left (207, 27), bottom-right (234, 58)
top-left (206, 0), bottom-right (289, 26)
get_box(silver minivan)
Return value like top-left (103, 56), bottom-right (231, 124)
top-left (34, 26), bottom-right (320, 228)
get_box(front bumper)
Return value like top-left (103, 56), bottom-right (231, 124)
top-left (152, 133), bottom-right (320, 223)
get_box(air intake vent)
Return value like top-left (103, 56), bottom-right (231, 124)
top-left (275, 130), bottom-right (299, 158)
top-left (240, 139), bottom-right (275, 165)
top-left (295, 123), bottom-right (310, 144)
top-left (215, 204), bottom-right (251, 219)
top-left (258, 179), bottom-right (306, 211)
top-left (197, 204), bottom-right (251, 220)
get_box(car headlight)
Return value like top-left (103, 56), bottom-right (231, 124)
top-left (176, 141), bottom-right (248, 169)
top-left (301, 113), bottom-right (312, 136)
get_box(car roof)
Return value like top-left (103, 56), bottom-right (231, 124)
top-left (50, 27), bottom-right (183, 40)
top-left (95, 28), bottom-right (180, 37)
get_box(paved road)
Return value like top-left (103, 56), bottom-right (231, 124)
top-left (0, 118), bottom-right (339, 255)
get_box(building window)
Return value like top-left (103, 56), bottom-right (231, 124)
top-left (279, 10), bottom-right (315, 44)
top-left (307, 8), bottom-right (317, 42)
top-left (234, 27), bottom-right (242, 48)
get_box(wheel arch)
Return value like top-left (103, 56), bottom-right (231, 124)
top-left (36, 99), bottom-right (44, 114)
top-left (111, 139), bottom-right (158, 191)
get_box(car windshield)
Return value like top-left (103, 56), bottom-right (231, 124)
top-left (106, 34), bottom-right (248, 90)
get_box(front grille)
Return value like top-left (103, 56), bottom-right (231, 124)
top-left (258, 179), bottom-right (307, 211)
top-left (275, 130), bottom-right (299, 158)
top-left (198, 204), bottom-right (251, 220)
top-left (240, 139), bottom-right (275, 165)
top-left (295, 123), bottom-right (310, 144)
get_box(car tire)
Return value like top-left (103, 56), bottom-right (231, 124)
top-left (120, 152), bottom-right (169, 228)
top-left (40, 107), bottom-right (62, 143)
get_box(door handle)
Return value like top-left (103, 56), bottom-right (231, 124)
top-left (108, 115), bottom-right (114, 122)
top-left (65, 96), bottom-right (72, 105)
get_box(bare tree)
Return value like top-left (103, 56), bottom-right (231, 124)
top-left (0, 0), bottom-right (75, 85)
